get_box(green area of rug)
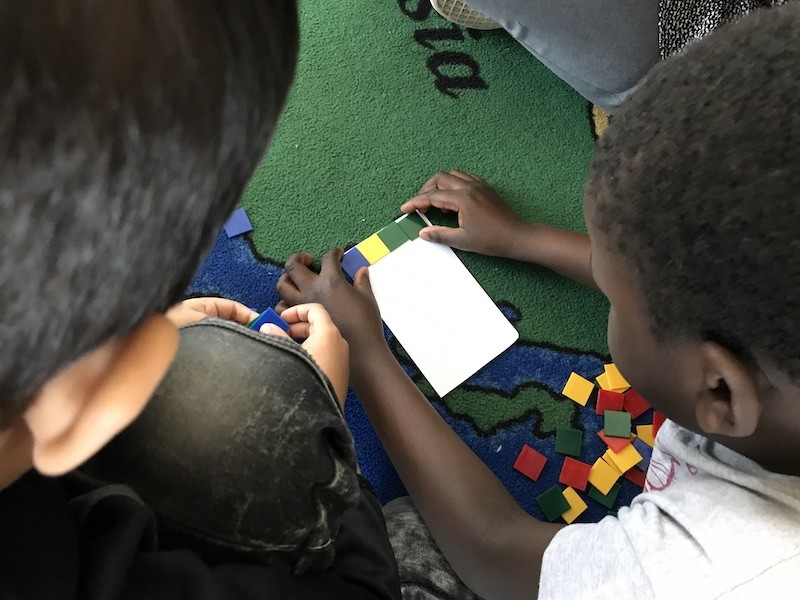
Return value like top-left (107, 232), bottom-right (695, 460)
top-left (240, 1), bottom-right (610, 429)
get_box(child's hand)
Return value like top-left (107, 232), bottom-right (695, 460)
top-left (400, 170), bottom-right (527, 258)
top-left (166, 297), bottom-right (259, 328)
top-left (275, 249), bottom-right (386, 361)
top-left (278, 303), bottom-right (350, 410)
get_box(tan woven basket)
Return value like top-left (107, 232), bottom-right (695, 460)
top-left (430, 0), bottom-right (501, 30)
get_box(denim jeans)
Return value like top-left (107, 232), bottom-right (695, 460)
top-left (84, 318), bottom-right (361, 575)
top-left (467, 0), bottom-right (660, 112)
top-left (384, 497), bottom-right (481, 600)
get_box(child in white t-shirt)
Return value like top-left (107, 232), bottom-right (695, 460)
top-left (275, 4), bottom-right (800, 598)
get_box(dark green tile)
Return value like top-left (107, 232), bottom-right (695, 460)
top-left (377, 221), bottom-right (410, 251)
top-left (536, 485), bottom-right (571, 522)
top-left (397, 212), bottom-right (426, 239)
top-left (555, 427), bottom-right (583, 457)
top-left (588, 482), bottom-right (622, 509)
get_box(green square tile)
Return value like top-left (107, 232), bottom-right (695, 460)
top-left (555, 427), bottom-right (583, 457)
top-left (376, 221), bottom-right (410, 251)
top-left (604, 410), bottom-right (632, 438)
top-left (588, 482), bottom-right (622, 509)
top-left (536, 485), bottom-right (571, 522)
top-left (397, 212), bottom-right (426, 239)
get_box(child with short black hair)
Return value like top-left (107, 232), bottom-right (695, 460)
top-left (0, 2), bottom-right (400, 598)
top-left (277, 4), bottom-right (800, 598)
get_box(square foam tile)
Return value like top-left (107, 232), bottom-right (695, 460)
top-left (224, 208), bottom-right (253, 238)
top-left (341, 247), bottom-right (370, 279)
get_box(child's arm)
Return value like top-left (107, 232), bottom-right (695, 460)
top-left (401, 170), bottom-right (597, 290)
top-left (277, 252), bottom-right (565, 600)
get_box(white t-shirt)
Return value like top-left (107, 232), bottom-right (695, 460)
top-left (540, 420), bottom-right (800, 599)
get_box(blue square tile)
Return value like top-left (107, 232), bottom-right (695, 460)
top-left (248, 307), bottom-right (290, 332)
top-left (341, 247), bottom-right (370, 279)
top-left (632, 436), bottom-right (652, 472)
top-left (224, 208), bottom-right (253, 238)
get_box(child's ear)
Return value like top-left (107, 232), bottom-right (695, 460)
top-left (23, 314), bottom-right (178, 476)
top-left (695, 341), bottom-right (762, 438)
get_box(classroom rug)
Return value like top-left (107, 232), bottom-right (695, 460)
top-left (188, 0), bottom-right (653, 523)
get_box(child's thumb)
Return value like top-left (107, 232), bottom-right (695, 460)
top-left (353, 267), bottom-right (374, 297)
top-left (419, 225), bottom-right (462, 248)
top-left (259, 323), bottom-right (291, 339)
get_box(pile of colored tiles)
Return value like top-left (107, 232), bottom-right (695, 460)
top-left (514, 363), bottom-right (666, 523)
top-left (340, 212), bottom-right (427, 278)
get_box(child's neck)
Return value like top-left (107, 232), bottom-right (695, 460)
top-left (713, 400), bottom-right (800, 478)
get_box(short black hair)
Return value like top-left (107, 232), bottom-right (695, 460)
top-left (0, 1), bottom-right (298, 428)
top-left (589, 4), bottom-right (800, 378)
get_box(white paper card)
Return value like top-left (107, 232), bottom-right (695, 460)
top-left (368, 236), bottom-right (519, 397)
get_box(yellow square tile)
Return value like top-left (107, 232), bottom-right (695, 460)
top-left (601, 450), bottom-right (623, 475)
top-left (606, 444), bottom-right (643, 474)
top-left (561, 487), bottom-right (588, 524)
top-left (562, 372), bottom-right (594, 406)
top-left (596, 372), bottom-right (613, 390)
top-left (589, 458), bottom-right (620, 495)
top-left (356, 234), bottom-right (390, 264)
top-left (604, 363), bottom-right (630, 392)
top-left (636, 425), bottom-right (655, 448)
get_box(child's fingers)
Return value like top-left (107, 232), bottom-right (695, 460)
top-left (417, 171), bottom-right (471, 194)
top-left (279, 302), bottom-right (335, 329)
top-left (259, 323), bottom-right (292, 339)
top-left (210, 299), bottom-right (260, 324)
top-left (450, 169), bottom-right (485, 184)
top-left (320, 248), bottom-right (347, 278)
top-left (431, 171), bottom-right (473, 189)
top-left (282, 304), bottom-right (341, 344)
top-left (418, 225), bottom-right (466, 248)
top-left (276, 272), bottom-right (302, 304)
top-left (353, 267), bottom-right (375, 298)
top-left (401, 190), bottom-right (463, 215)
top-left (282, 252), bottom-right (315, 288)
top-left (183, 297), bottom-right (259, 324)
top-left (449, 169), bottom-right (476, 182)
top-left (293, 252), bottom-right (314, 266)
top-left (399, 195), bottom-right (433, 214)
top-left (287, 322), bottom-right (311, 339)
top-left (417, 172), bottom-right (442, 195)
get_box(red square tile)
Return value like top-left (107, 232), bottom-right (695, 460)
top-left (623, 389), bottom-right (651, 418)
top-left (558, 457), bottom-right (592, 491)
top-left (652, 411), bottom-right (666, 438)
top-left (624, 468), bottom-right (646, 488)
top-left (597, 429), bottom-right (634, 453)
top-left (513, 444), bottom-right (547, 482)
top-left (596, 390), bottom-right (625, 415)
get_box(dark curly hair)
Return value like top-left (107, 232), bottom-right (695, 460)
top-left (588, 3), bottom-right (800, 378)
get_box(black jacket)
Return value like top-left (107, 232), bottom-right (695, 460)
top-left (0, 472), bottom-right (399, 599)
top-left (0, 320), bottom-right (400, 599)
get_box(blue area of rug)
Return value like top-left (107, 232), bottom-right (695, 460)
top-left (189, 232), bottom-right (650, 523)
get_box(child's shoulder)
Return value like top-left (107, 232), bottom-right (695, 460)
top-left (539, 420), bottom-right (800, 598)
